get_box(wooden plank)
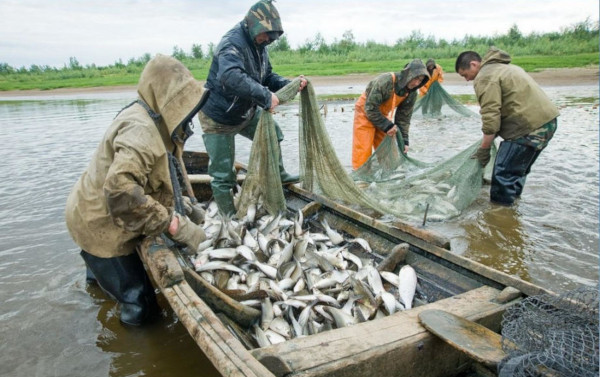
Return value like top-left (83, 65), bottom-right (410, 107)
top-left (419, 309), bottom-right (506, 368)
top-left (162, 282), bottom-right (276, 377)
top-left (250, 286), bottom-right (513, 377)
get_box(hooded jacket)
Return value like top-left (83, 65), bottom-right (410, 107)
top-left (65, 54), bottom-right (205, 258)
top-left (202, 1), bottom-right (289, 126)
top-left (362, 59), bottom-right (429, 140)
top-left (474, 47), bottom-right (559, 140)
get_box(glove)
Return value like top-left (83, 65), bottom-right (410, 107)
top-left (170, 213), bottom-right (206, 252)
top-left (471, 147), bottom-right (491, 167)
top-left (182, 196), bottom-right (205, 225)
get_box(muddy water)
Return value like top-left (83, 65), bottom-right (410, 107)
top-left (0, 83), bottom-right (597, 377)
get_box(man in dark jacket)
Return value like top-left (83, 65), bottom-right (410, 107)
top-left (198, 0), bottom-right (307, 215)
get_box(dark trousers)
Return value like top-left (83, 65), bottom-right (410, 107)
top-left (490, 141), bottom-right (542, 205)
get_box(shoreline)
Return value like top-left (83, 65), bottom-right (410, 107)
top-left (0, 67), bottom-right (597, 98)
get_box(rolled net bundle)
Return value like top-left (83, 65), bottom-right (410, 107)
top-left (498, 287), bottom-right (599, 377)
top-left (352, 133), bottom-right (496, 222)
top-left (236, 78), bottom-right (303, 217)
top-left (414, 81), bottom-right (477, 117)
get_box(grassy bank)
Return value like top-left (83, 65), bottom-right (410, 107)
top-left (1, 20), bottom-right (597, 91)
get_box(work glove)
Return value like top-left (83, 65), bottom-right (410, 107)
top-left (471, 147), bottom-right (491, 167)
top-left (170, 213), bottom-right (206, 252)
top-left (182, 196), bottom-right (205, 225)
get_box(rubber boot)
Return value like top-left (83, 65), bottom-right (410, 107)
top-left (203, 133), bottom-right (237, 216)
top-left (278, 147), bottom-right (300, 184)
top-left (80, 250), bottom-right (159, 326)
top-left (491, 141), bottom-right (541, 205)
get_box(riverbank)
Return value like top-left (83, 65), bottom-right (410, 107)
top-left (0, 67), bottom-right (597, 98)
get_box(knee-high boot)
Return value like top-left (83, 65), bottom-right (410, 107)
top-left (491, 141), bottom-right (541, 205)
top-left (81, 250), bottom-right (159, 326)
top-left (203, 133), bottom-right (237, 216)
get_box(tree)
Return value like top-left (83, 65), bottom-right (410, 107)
top-left (270, 35), bottom-right (291, 52)
top-left (191, 44), bottom-right (204, 59)
top-left (172, 45), bottom-right (187, 61)
top-left (69, 57), bottom-right (82, 70)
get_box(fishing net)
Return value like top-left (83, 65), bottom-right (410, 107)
top-left (351, 134), bottom-right (496, 222)
top-left (237, 78), bottom-right (304, 218)
top-left (239, 77), bottom-right (491, 224)
top-left (297, 82), bottom-right (386, 213)
top-left (498, 287), bottom-right (599, 377)
top-left (414, 81), bottom-right (477, 117)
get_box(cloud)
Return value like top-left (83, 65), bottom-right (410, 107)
top-left (0, 0), bottom-right (596, 68)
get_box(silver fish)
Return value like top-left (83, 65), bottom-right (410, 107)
top-left (320, 218), bottom-right (344, 245)
top-left (398, 265), bottom-right (417, 309)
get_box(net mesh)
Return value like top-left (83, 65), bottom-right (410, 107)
top-left (352, 134), bottom-right (496, 222)
top-left (498, 287), bottom-right (599, 377)
top-left (239, 77), bottom-right (492, 223)
top-left (236, 78), bottom-right (304, 217)
top-left (414, 81), bottom-right (478, 117)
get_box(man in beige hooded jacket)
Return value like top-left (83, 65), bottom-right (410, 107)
top-left (65, 54), bottom-right (207, 325)
top-left (455, 47), bottom-right (559, 205)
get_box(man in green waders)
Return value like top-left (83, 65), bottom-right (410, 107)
top-left (198, 0), bottom-right (307, 216)
top-left (66, 55), bottom-right (208, 326)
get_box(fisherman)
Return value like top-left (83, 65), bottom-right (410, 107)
top-left (418, 58), bottom-right (445, 115)
top-left (455, 47), bottom-right (559, 205)
top-left (198, 0), bottom-right (307, 216)
top-left (419, 58), bottom-right (444, 97)
top-left (351, 59), bottom-right (429, 170)
top-left (65, 54), bottom-right (208, 326)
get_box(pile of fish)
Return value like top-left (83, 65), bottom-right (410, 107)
top-left (190, 199), bottom-right (419, 348)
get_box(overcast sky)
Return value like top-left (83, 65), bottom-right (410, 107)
top-left (1, 0), bottom-right (597, 68)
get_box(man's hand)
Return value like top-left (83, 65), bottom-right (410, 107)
top-left (298, 75), bottom-right (308, 91)
top-left (182, 196), bottom-right (205, 224)
top-left (269, 93), bottom-right (280, 113)
top-left (471, 147), bottom-right (491, 167)
top-left (386, 125), bottom-right (398, 137)
top-left (169, 213), bottom-right (206, 252)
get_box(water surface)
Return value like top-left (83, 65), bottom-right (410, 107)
top-left (0, 83), bottom-right (597, 376)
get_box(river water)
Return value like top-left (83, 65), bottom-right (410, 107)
top-left (0, 82), bottom-right (597, 377)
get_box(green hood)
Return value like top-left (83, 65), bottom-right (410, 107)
top-left (244, 0), bottom-right (284, 40)
top-left (396, 58), bottom-right (430, 92)
top-left (481, 47), bottom-right (512, 67)
top-left (137, 54), bottom-right (205, 139)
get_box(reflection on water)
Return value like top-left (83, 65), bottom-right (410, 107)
top-left (0, 85), bottom-right (597, 377)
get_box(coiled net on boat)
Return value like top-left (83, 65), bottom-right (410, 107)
top-left (498, 287), bottom-right (599, 377)
top-left (413, 81), bottom-right (477, 117)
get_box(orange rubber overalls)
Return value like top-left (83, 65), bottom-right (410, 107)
top-left (419, 64), bottom-right (444, 96)
top-left (352, 73), bottom-right (408, 170)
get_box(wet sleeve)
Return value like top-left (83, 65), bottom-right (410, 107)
top-left (103, 125), bottom-right (171, 237)
top-left (475, 78), bottom-right (502, 135)
top-left (364, 79), bottom-right (395, 132)
top-left (394, 91), bottom-right (418, 143)
top-left (217, 46), bottom-right (272, 109)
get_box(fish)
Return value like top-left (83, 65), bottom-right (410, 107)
top-left (320, 218), bottom-right (344, 245)
top-left (398, 265), bottom-right (417, 309)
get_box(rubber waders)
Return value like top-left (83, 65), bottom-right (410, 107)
top-left (203, 133), bottom-right (237, 216)
top-left (81, 250), bottom-right (160, 326)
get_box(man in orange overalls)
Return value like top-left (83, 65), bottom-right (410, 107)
top-left (352, 59), bottom-right (429, 170)
top-left (419, 58), bottom-right (444, 97)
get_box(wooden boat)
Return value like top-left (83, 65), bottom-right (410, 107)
top-left (137, 151), bottom-right (552, 377)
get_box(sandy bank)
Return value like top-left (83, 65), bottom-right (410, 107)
top-left (0, 67), bottom-right (597, 98)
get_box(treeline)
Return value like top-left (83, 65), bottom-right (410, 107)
top-left (0, 19), bottom-right (597, 90)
